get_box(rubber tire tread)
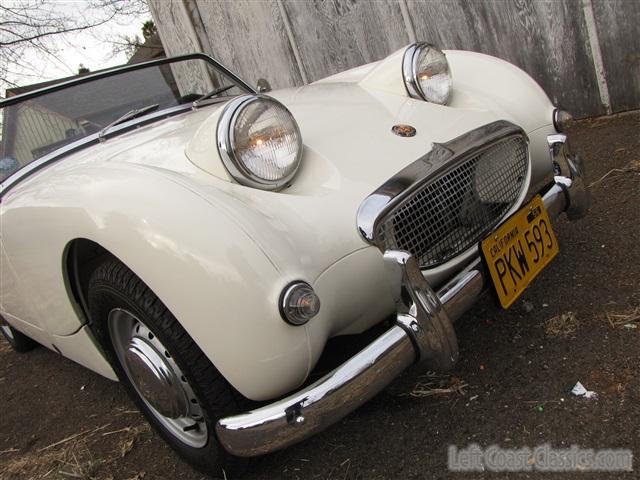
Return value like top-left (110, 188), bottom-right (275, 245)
top-left (0, 321), bottom-right (38, 353)
top-left (87, 258), bottom-right (248, 477)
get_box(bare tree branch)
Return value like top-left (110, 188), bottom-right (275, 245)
top-left (1, 19), bottom-right (115, 46)
top-left (0, 0), bottom-right (150, 92)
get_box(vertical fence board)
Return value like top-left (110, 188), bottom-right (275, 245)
top-left (405, 0), bottom-right (604, 117)
top-left (151, 0), bottom-right (638, 117)
top-left (194, 0), bottom-right (303, 89)
top-left (592, 0), bottom-right (640, 113)
top-left (282, 0), bottom-right (410, 82)
top-left (148, 0), bottom-right (200, 56)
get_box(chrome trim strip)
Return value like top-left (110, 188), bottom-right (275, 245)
top-left (356, 120), bottom-right (528, 244)
top-left (215, 168), bottom-right (588, 457)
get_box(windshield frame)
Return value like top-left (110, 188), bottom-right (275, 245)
top-left (0, 53), bottom-right (257, 198)
top-left (0, 53), bottom-right (256, 107)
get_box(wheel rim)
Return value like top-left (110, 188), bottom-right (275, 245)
top-left (108, 308), bottom-right (208, 448)
top-left (0, 318), bottom-right (15, 341)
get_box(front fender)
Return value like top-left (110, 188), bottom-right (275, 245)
top-left (0, 162), bottom-right (310, 400)
top-left (445, 50), bottom-right (555, 133)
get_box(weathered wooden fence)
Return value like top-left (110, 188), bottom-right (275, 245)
top-left (149, 0), bottom-right (640, 118)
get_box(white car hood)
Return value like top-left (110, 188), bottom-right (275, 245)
top-left (32, 84), bottom-right (533, 285)
top-left (270, 82), bottom-right (509, 194)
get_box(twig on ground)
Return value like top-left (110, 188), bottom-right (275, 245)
top-left (522, 400), bottom-right (562, 404)
top-left (42, 467), bottom-right (55, 478)
top-left (606, 307), bottom-right (640, 328)
top-left (37, 424), bottom-right (110, 452)
top-left (588, 159), bottom-right (640, 188)
top-left (544, 312), bottom-right (578, 337)
top-left (403, 372), bottom-right (468, 398)
top-left (57, 471), bottom-right (83, 478)
top-left (102, 426), bottom-right (136, 436)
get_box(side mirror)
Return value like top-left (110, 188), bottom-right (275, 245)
top-left (256, 78), bottom-right (272, 93)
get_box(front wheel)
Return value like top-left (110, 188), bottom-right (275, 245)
top-left (87, 260), bottom-right (247, 477)
top-left (0, 316), bottom-right (37, 353)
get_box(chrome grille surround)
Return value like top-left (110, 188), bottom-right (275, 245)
top-left (357, 121), bottom-right (530, 269)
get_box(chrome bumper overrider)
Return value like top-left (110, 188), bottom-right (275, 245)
top-left (216, 162), bottom-right (589, 457)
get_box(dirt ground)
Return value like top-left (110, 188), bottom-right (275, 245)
top-left (1, 112), bottom-right (639, 480)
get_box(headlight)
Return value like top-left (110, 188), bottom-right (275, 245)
top-left (402, 42), bottom-right (452, 105)
top-left (217, 94), bottom-right (302, 190)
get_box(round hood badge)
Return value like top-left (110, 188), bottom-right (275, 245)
top-left (392, 124), bottom-right (417, 137)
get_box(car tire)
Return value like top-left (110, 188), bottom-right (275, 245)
top-left (87, 259), bottom-right (248, 477)
top-left (0, 316), bottom-right (37, 352)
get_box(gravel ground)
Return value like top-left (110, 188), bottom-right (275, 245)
top-left (1, 111), bottom-right (639, 480)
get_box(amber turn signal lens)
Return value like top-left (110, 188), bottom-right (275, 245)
top-left (280, 282), bottom-right (320, 326)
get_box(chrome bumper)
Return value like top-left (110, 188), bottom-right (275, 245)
top-left (216, 166), bottom-right (588, 457)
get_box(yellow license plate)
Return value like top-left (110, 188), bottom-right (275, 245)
top-left (481, 195), bottom-right (559, 309)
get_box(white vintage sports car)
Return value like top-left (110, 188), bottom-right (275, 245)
top-left (0, 43), bottom-right (588, 475)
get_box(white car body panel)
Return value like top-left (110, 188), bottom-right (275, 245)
top-left (0, 47), bottom-right (558, 400)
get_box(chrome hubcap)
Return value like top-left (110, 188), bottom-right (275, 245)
top-left (124, 336), bottom-right (188, 418)
top-left (108, 308), bottom-right (207, 447)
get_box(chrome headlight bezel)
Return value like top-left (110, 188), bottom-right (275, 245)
top-left (217, 94), bottom-right (303, 191)
top-left (402, 42), bottom-right (452, 105)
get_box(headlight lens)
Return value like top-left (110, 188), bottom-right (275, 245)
top-left (217, 95), bottom-right (302, 190)
top-left (403, 42), bottom-right (452, 105)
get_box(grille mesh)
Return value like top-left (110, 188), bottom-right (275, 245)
top-left (377, 136), bottom-right (529, 268)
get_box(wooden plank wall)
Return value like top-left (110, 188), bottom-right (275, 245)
top-left (591, 0), bottom-right (640, 113)
top-left (149, 0), bottom-right (640, 118)
top-left (194, 0), bottom-right (305, 88)
top-left (283, 1), bottom-right (410, 83)
top-left (405, 0), bottom-right (604, 116)
top-left (148, 1), bottom-right (201, 56)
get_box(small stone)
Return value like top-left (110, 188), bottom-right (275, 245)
top-left (522, 300), bottom-right (535, 313)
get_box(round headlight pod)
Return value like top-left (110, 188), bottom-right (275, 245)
top-left (280, 281), bottom-right (320, 326)
top-left (403, 42), bottom-right (452, 105)
top-left (217, 94), bottom-right (302, 191)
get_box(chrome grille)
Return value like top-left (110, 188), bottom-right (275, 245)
top-left (377, 136), bottom-right (529, 268)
